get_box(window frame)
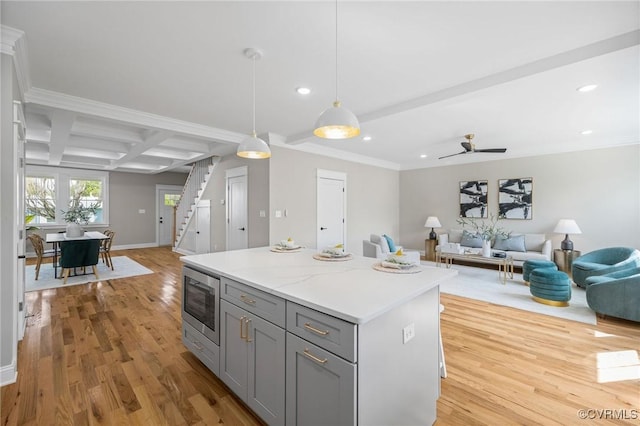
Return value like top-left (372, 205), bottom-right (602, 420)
top-left (25, 165), bottom-right (109, 228)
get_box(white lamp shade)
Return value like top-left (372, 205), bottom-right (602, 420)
top-left (237, 133), bottom-right (271, 159)
top-left (553, 219), bottom-right (582, 234)
top-left (424, 216), bottom-right (442, 228)
top-left (313, 101), bottom-right (360, 139)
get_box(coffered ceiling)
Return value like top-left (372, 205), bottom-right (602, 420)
top-left (2, 1), bottom-right (638, 174)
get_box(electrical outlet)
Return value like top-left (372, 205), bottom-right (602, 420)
top-left (403, 323), bottom-right (415, 344)
top-left (275, 210), bottom-right (282, 218)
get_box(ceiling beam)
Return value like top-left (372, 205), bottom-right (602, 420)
top-left (107, 129), bottom-right (173, 169)
top-left (48, 110), bottom-right (76, 165)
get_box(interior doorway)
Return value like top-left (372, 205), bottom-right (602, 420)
top-left (316, 169), bottom-right (346, 251)
top-left (226, 166), bottom-right (248, 251)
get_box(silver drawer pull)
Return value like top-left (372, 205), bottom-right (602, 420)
top-left (193, 341), bottom-right (204, 351)
top-left (240, 294), bottom-right (256, 305)
top-left (303, 348), bottom-right (327, 365)
top-left (304, 323), bottom-right (329, 336)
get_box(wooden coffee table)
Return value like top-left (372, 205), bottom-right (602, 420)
top-left (437, 252), bottom-right (514, 284)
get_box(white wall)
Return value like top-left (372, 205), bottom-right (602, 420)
top-left (269, 146), bottom-right (399, 255)
top-left (399, 145), bottom-right (640, 253)
top-left (200, 153), bottom-right (270, 252)
top-left (0, 52), bottom-right (19, 384)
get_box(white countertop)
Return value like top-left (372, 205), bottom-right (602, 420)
top-left (181, 247), bottom-right (457, 324)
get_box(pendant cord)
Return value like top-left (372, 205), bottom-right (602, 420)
top-left (335, 0), bottom-right (339, 103)
top-left (252, 54), bottom-right (256, 134)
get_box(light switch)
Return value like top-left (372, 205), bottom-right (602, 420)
top-left (259, 210), bottom-right (266, 218)
top-left (275, 210), bottom-right (282, 218)
top-left (138, 209), bottom-right (145, 214)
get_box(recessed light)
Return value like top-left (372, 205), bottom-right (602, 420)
top-left (580, 130), bottom-right (593, 135)
top-left (577, 84), bottom-right (598, 92)
top-left (420, 154), bottom-right (428, 158)
top-left (362, 136), bottom-right (372, 141)
top-left (296, 87), bottom-right (311, 95)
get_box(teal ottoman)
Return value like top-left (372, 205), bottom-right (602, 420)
top-left (529, 269), bottom-right (571, 307)
top-left (523, 259), bottom-right (558, 285)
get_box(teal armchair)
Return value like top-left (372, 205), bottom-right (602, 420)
top-left (572, 247), bottom-right (640, 288)
top-left (585, 268), bottom-right (640, 322)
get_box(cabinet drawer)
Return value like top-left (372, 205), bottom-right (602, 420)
top-left (183, 322), bottom-right (220, 376)
top-left (286, 302), bottom-right (357, 362)
top-left (221, 277), bottom-right (286, 327)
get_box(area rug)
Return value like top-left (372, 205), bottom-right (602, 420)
top-left (423, 261), bottom-right (596, 325)
top-left (26, 256), bottom-right (153, 292)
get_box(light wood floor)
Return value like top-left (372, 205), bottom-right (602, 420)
top-left (2, 247), bottom-right (639, 425)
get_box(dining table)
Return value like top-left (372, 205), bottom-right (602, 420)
top-left (45, 231), bottom-right (109, 278)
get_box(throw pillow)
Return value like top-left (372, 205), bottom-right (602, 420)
top-left (383, 234), bottom-right (397, 252)
top-left (460, 230), bottom-right (483, 248)
top-left (493, 234), bottom-right (526, 252)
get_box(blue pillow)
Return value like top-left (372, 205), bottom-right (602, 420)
top-left (460, 230), bottom-right (483, 248)
top-left (493, 235), bottom-right (526, 252)
top-left (383, 234), bottom-right (397, 252)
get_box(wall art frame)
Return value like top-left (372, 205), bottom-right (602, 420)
top-left (459, 180), bottom-right (488, 218)
top-left (498, 177), bottom-right (533, 219)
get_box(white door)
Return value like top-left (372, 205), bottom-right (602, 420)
top-left (317, 170), bottom-right (346, 251)
top-left (195, 200), bottom-right (211, 254)
top-left (226, 167), bottom-right (248, 251)
top-left (156, 185), bottom-right (182, 246)
top-left (15, 101), bottom-right (26, 340)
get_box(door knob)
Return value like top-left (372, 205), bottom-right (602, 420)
top-left (239, 227), bottom-right (246, 231)
top-left (320, 227), bottom-right (327, 230)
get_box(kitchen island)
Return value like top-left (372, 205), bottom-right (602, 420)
top-left (181, 247), bottom-right (457, 426)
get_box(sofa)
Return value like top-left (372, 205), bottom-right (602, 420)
top-left (362, 234), bottom-right (421, 265)
top-left (436, 229), bottom-right (551, 266)
top-left (572, 247), bottom-right (640, 288)
top-left (585, 267), bottom-right (640, 322)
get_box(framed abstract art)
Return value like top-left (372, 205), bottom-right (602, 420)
top-left (498, 177), bottom-right (533, 219)
top-left (459, 180), bottom-right (488, 218)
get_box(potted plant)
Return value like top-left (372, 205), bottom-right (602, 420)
top-left (457, 214), bottom-right (510, 257)
top-left (61, 202), bottom-right (100, 237)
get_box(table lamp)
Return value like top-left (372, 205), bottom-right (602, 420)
top-left (553, 219), bottom-right (581, 251)
top-left (424, 216), bottom-right (442, 240)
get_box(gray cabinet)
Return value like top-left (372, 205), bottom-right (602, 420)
top-left (182, 322), bottom-right (220, 376)
top-left (220, 298), bottom-right (286, 426)
top-left (286, 333), bottom-right (356, 426)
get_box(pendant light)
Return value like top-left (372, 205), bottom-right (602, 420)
top-left (313, 0), bottom-right (360, 139)
top-left (237, 48), bottom-right (271, 159)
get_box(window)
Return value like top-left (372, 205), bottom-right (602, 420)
top-left (25, 166), bottom-right (109, 227)
top-left (25, 175), bottom-right (56, 224)
top-left (164, 193), bottom-right (181, 206)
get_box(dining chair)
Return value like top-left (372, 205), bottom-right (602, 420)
top-left (26, 233), bottom-right (55, 280)
top-left (100, 230), bottom-right (115, 270)
top-left (59, 239), bottom-right (101, 284)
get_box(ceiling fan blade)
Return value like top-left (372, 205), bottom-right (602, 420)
top-left (475, 148), bottom-right (507, 153)
top-left (438, 151), bottom-right (467, 159)
top-left (461, 142), bottom-right (473, 151)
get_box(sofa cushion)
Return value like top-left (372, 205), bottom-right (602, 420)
top-left (448, 229), bottom-right (463, 244)
top-left (461, 230), bottom-right (483, 248)
top-left (370, 234), bottom-right (390, 253)
top-left (494, 234), bottom-right (526, 252)
top-left (524, 233), bottom-right (546, 252)
top-left (383, 234), bottom-right (397, 252)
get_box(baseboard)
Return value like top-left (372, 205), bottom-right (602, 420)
top-left (173, 247), bottom-right (195, 256)
top-left (0, 361), bottom-right (17, 386)
top-left (111, 242), bottom-right (158, 251)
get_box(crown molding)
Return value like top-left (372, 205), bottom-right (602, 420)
top-left (1, 25), bottom-right (32, 99)
top-left (24, 87), bottom-right (246, 144)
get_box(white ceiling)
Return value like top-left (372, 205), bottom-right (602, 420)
top-left (2, 1), bottom-right (639, 174)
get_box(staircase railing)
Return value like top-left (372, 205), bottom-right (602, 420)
top-left (175, 157), bottom-right (217, 245)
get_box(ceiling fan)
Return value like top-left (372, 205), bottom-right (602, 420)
top-left (439, 134), bottom-right (507, 159)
